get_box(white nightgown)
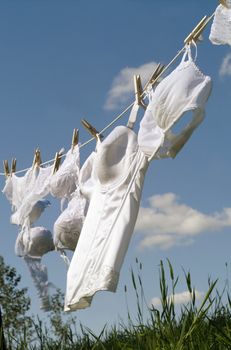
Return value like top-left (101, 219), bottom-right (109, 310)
top-left (65, 125), bottom-right (162, 311)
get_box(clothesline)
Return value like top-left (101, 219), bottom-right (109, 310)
top-left (0, 10), bottom-right (215, 177)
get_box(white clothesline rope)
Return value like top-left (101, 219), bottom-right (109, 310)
top-left (0, 10), bottom-right (216, 177)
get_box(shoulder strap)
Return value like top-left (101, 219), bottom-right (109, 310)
top-left (127, 102), bottom-right (140, 129)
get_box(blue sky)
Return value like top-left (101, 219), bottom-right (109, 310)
top-left (0, 0), bottom-right (231, 333)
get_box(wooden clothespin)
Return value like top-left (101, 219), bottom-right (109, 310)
top-left (134, 75), bottom-right (147, 109)
top-left (3, 158), bottom-right (17, 178)
top-left (72, 128), bottom-right (79, 151)
top-left (3, 160), bottom-right (10, 178)
top-left (219, 0), bottom-right (228, 8)
top-left (184, 15), bottom-right (211, 44)
top-left (10, 158), bottom-right (17, 175)
top-left (32, 148), bottom-right (42, 168)
top-left (81, 119), bottom-right (103, 140)
top-left (53, 150), bottom-right (63, 174)
top-left (143, 63), bottom-right (165, 91)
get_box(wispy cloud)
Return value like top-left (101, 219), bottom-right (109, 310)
top-left (150, 290), bottom-right (204, 308)
top-left (104, 62), bottom-right (158, 110)
top-left (136, 193), bottom-right (231, 249)
top-left (219, 53), bottom-right (231, 77)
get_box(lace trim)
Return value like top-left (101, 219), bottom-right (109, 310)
top-left (177, 60), bottom-right (208, 80)
top-left (209, 5), bottom-right (231, 46)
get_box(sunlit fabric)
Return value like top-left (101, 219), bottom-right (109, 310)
top-left (138, 44), bottom-right (212, 160)
top-left (65, 125), bottom-right (162, 311)
top-left (209, 1), bottom-right (231, 46)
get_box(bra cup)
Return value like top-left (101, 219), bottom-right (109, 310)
top-left (15, 226), bottom-right (54, 258)
top-left (27, 227), bottom-right (54, 257)
top-left (94, 126), bottom-right (138, 186)
top-left (49, 147), bottom-right (79, 199)
top-left (53, 190), bottom-right (87, 251)
top-left (151, 62), bottom-right (211, 131)
top-left (138, 50), bottom-right (212, 160)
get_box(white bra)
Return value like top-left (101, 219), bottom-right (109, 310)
top-left (49, 146), bottom-right (80, 201)
top-left (53, 150), bottom-right (95, 253)
top-left (138, 44), bottom-right (212, 160)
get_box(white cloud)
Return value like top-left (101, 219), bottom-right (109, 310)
top-left (219, 53), bottom-right (231, 77)
top-left (104, 62), bottom-right (158, 110)
top-left (136, 193), bottom-right (231, 249)
top-left (150, 290), bottom-right (204, 308)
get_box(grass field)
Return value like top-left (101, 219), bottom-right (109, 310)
top-left (2, 259), bottom-right (231, 349)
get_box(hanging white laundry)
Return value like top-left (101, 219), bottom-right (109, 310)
top-left (138, 44), bottom-right (212, 160)
top-left (15, 226), bottom-right (54, 257)
top-left (2, 167), bottom-right (50, 226)
top-left (11, 199), bottom-right (50, 226)
top-left (10, 165), bottom-right (53, 227)
top-left (52, 144), bottom-right (94, 253)
top-left (15, 226), bottom-right (54, 311)
top-left (3, 168), bottom-right (54, 311)
top-left (2, 168), bottom-right (38, 213)
top-left (49, 146), bottom-right (80, 202)
top-left (65, 125), bottom-right (163, 311)
top-left (53, 189), bottom-right (88, 251)
top-left (209, 1), bottom-right (231, 46)
top-left (53, 149), bottom-right (97, 252)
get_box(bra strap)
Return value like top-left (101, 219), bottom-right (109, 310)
top-left (127, 102), bottom-right (140, 129)
top-left (181, 42), bottom-right (197, 63)
top-left (127, 85), bottom-right (153, 129)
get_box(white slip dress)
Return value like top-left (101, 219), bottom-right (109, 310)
top-left (65, 125), bottom-right (163, 311)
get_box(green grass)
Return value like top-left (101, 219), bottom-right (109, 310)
top-left (3, 259), bottom-right (231, 349)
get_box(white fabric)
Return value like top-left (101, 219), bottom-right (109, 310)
top-left (2, 167), bottom-right (54, 311)
top-left (2, 168), bottom-right (37, 212)
top-left (138, 44), bottom-right (212, 160)
top-left (15, 226), bottom-right (54, 258)
top-left (65, 125), bottom-right (162, 311)
top-left (16, 165), bottom-right (53, 226)
top-left (127, 102), bottom-right (140, 129)
top-left (53, 189), bottom-right (88, 251)
top-left (209, 2), bottom-right (231, 46)
top-left (78, 151), bottom-right (98, 201)
top-left (53, 145), bottom-right (95, 252)
top-left (11, 199), bottom-right (50, 226)
top-left (3, 165), bottom-right (53, 227)
top-left (49, 146), bottom-right (80, 200)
